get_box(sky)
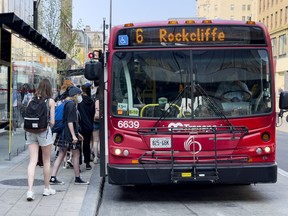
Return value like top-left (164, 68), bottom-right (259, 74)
top-left (72, 0), bottom-right (197, 31)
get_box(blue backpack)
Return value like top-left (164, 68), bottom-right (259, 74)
top-left (51, 100), bottom-right (72, 134)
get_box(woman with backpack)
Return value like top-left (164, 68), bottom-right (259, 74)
top-left (25, 79), bottom-right (56, 201)
top-left (50, 86), bottom-right (89, 185)
top-left (54, 79), bottom-right (74, 168)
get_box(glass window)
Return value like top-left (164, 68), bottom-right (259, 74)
top-left (285, 6), bottom-right (288, 24)
top-left (280, 9), bottom-right (283, 25)
top-left (111, 49), bottom-right (272, 119)
top-left (271, 38), bottom-right (277, 57)
top-left (279, 34), bottom-right (287, 56)
top-left (10, 35), bottom-right (58, 131)
top-left (0, 66), bottom-right (8, 122)
top-left (242, 5), bottom-right (246, 11)
top-left (230, 4), bottom-right (235, 11)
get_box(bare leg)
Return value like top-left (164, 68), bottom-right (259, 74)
top-left (51, 148), bottom-right (67, 176)
top-left (92, 130), bottom-right (99, 162)
top-left (27, 143), bottom-right (39, 192)
top-left (41, 144), bottom-right (52, 189)
top-left (72, 149), bottom-right (80, 177)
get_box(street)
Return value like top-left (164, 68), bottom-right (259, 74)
top-left (96, 121), bottom-right (288, 216)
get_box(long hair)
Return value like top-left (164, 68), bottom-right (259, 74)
top-left (35, 78), bottom-right (53, 98)
top-left (61, 79), bottom-right (74, 91)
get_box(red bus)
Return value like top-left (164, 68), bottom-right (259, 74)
top-left (85, 19), bottom-right (288, 185)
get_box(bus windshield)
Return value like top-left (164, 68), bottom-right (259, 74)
top-left (111, 49), bottom-right (272, 119)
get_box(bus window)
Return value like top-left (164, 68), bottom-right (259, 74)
top-left (111, 49), bottom-right (272, 118)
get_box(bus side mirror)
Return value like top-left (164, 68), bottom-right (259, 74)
top-left (84, 61), bottom-right (103, 81)
top-left (279, 91), bottom-right (288, 110)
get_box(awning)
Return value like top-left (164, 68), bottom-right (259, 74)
top-left (0, 12), bottom-right (66, 59)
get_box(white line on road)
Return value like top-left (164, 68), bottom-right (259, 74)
top-left (278, 168), bottom-right (288, 178)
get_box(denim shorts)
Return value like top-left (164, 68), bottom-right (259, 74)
top-left (25, 127), bottom-right (54, 147)
top-left (93, 122), bottom-right (100, 130)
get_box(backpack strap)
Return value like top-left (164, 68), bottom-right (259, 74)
top-left (61, 100), bottom-right (72, 150)
top-left (45, 97), bottom-right (50, 137)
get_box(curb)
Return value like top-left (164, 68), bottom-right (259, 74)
top-left (79, 163), bottom-right (105, 216)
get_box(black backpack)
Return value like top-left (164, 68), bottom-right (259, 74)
top-left (24, 97), bottom-right (50, 133)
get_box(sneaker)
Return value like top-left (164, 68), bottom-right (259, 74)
top-left (43, 187), bottom-right (56, 196)
top-left (75, 177), bottom-right (89, 185)
top-left (93, 157), bottom-right (98, 164)
top-left (27, 191), bottom-right (35, 201)
top-left (66, 160), bottom-right (73, 168)
top-left (86, 163), bottom-right (92, 170)
top-left (49, 177), bottom-right (64, 185)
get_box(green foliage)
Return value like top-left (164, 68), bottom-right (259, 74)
top-left (38, 0), bottom-right (83, 72)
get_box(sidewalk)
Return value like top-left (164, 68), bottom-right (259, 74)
top-left (0, 117), bottom-right (287, 216)
top-left (0, 149), bottom-right (104, 216)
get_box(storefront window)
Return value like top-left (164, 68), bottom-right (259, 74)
top-left (0, 34), bottom-right (58, 160)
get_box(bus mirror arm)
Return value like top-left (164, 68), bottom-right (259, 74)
top-left (279, 110), bottom-right (285, 118)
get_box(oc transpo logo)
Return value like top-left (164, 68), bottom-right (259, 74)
top-left (184, 136), bottom-right (202, 154)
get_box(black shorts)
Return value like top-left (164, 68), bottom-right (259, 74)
top-left (54, 134), bottom-right (81, 150)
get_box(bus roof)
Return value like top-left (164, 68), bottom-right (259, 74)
top-left (111, 19), bottom-right (266, 31)
top-left (109, 19), bottom-right (269, 49)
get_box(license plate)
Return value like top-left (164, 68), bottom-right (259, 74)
top-left (150, 137), bottom-right (171, 148)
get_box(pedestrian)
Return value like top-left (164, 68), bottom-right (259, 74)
top-left (50, 86), bottom-right (89, 185)
top-left (78, 84), bottom-right (95, 170)
top-left (26, 78), bottom-right (56, 201)
top-left (91, 80), bottom-right (100, 164)
top-left (54, 79), bottom-right (74, 168)
top-left (55, 79), bottom-right (74, 102)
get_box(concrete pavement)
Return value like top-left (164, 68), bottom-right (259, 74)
top-left (0, 148), bottom-right (104, 216)
top-left (0, 114), bottom-right (287, 216)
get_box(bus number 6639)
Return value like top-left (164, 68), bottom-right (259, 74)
top-left (118, 120), bottom-right (140, 129)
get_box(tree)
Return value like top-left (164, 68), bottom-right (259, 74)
top-left (38, 0), bottom-right (82, 74)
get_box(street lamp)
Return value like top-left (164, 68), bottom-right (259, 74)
top-left (109, 0), bottom-right (112, 34)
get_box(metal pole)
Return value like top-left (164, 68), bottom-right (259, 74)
top-left (109, 0), bottom-right (112, 34)
top-left (33, 0), bottom-right (41, 30)
top-left (33, 1), bottom-right (38, 30)
top-left (103, 18), bottom-right (106, 52)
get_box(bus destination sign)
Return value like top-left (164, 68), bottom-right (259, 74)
top-left (115, 25), bottom-right (266, 47)
top-left (137, 27), bottom-right (225, 43)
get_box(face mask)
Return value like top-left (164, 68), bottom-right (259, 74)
top-left (76, 95), bottom-right (83, 103)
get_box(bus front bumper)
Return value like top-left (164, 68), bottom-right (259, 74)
top-left (107, 163), bottom-right (277, 185)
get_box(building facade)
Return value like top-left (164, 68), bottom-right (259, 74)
top-left (197, 0), bottom-right (257, 21)
top-left (197, 0), bottom-right (288, 96)
top-left (257, 0), bottom-right (288, 92)
top-left (73, 25), bottom-right (104, 68)
top-left (0, 0), bottom-right (66, 161)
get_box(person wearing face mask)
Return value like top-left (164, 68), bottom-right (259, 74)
top-left (49, 86), bottom-right (89, 185)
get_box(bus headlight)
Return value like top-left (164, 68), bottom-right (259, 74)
top-left (264, 146), bottom-right (271, 153)
top-left (123, 149), bottom-right (129, 156)
top-left (115, 148), bottom-right (121, 155)
top-left (256, 147), bottom-right (262, 154)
